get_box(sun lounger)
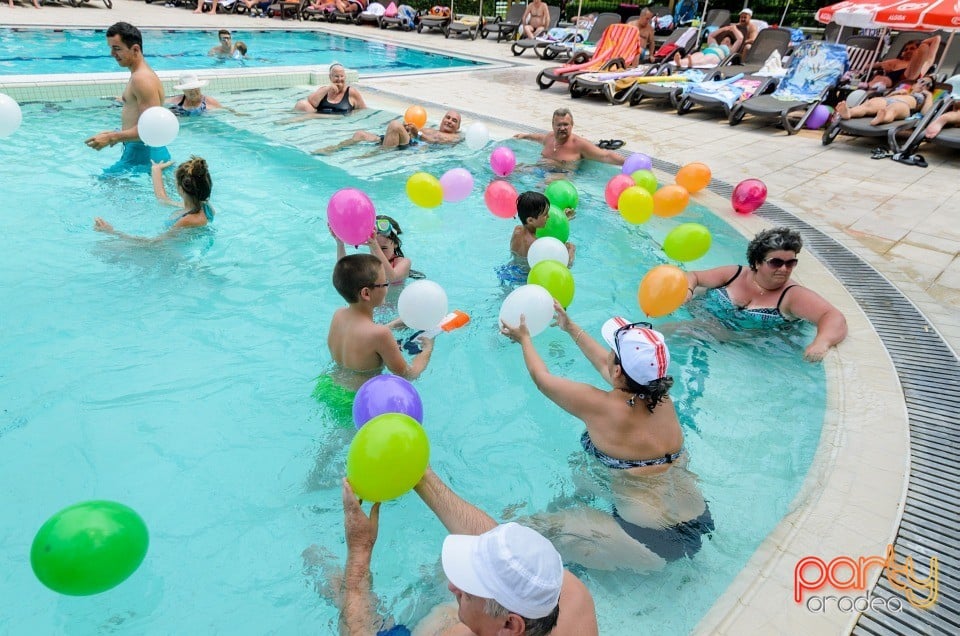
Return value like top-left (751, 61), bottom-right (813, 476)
top-left (712, 27), bottom-right (794, 78)
top-left (540, 13), bottom-right (621, 61)
top-left (480, 3), bottom-right (526, 42)
top-left (730, 40), bottom-right (848, 132)
top-left (446, 2), bottom-right (486, 40)
top-left (418, 6), bottom-right (452, 34)
top-left (379, 3), bottom-right (417, 30)
top-left (510, 6), bottom-right (563, 56)
top-left (677, 73), bottom-right (779, 118)
top-left (535, 23), bottom-right (642, 91)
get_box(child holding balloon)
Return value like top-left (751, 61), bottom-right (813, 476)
top-left (511, 192), bottom-right (576, 267)
top-left (332, 215), bottom-right (412, 284)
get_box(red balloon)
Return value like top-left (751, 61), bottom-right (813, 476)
top-left (604, 174), bottom-right (636, 210)
top-left (484, 180), bottom-right (518, 219)
top-left (732, 179), bottom-right (767, 215)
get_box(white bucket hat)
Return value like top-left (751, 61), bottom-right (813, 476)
top-left (173, 73), bottom-right (208, 91)
top-left (441, 522), bottom-right (563, 619)
top-left (600, 317), bottom-right (670, 385)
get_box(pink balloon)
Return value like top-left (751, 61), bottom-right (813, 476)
top-left (327, 188), bottom-right (376, 245)
top-left (604, 174), bottom-right (636, 209)
top-left (484, 180), bottom-right (518, 219)
top-left (440, 168), bottom-right (474, 203)
top-left (489, 146), bottom-right (517, 177)
top-left (731, 179), bottom-right (768, 215)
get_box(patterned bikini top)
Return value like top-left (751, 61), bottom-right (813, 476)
top-left (705, 265), bottom-right (797, 328)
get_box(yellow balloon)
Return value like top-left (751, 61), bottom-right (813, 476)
top-left (346, 413), bottom-right (430, 502)
top-left (638, 265), bottom-right (688, 317)
top-left (617, 186), bottom-right (654, 224)
top-left (406, 172), bottom-right (443, 208)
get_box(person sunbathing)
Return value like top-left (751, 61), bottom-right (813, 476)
top-left (867, 35), bottom-right (940, 90)
top-left (924, 100), bottom-right (960, 139)
top-left (672, 27), bottom-right (743, 69)
top-left (836, 77), bottom-right (935, 126)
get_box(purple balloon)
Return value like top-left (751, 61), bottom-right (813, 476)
top-left (353, 375), bottom-right (424, 429)
top-left (805, 104), bottom-right (830, 130)
top-left (440, 168), bottom-right (475, 203)
top-left (327, 188), bottom-right (376, 247)
top-left (489, 146), bottom-right (517, 177)
top-left (622, 152), bottom-right (653, 175)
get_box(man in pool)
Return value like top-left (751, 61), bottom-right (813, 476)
top-left (312, 110), bottom-right (462, 155)
top-left (85, 22), bottom-right (170, 173)
top-left (331, 468), bottom-right (599, 635)
top-left (419, 109), bottom-right (463, 144)
top-left (208, 30), bottom-right (236, 57)
top-left (514, 108), bottom-right (625, 167)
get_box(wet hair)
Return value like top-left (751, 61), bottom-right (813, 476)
top-left (746, 227), bottom-right (803, 271)
top-left (376, 215), bottom-right (405, 258)
top-left (235, 42), bottom-right (248, 56)
top-left (333, 253), bottom-right (383, 303)
top-left (106, 22), bottom-right (143, 52)
top-left (175, 156), bottom-right (213, 210)
top-left (219, 29), bottom-right (231, 38)
top-left (484, 598), bottom-right (559, 636)
top-left (516, 191), bottom-right (549, 225)
top-left (552, 107), bottom-right (573, 122)
top-left (612, 356), bottom-right (675, 412)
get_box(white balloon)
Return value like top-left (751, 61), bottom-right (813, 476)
top-left (398, 280), bottom-right (449, 332)
top-left (464, 122), bottom-right (490, 151)
top-left (0, 94), bottom-right (23, 138)
top-left (527, 237), bottom-right (569, 269)
top-left (137, 106), bottom-right (179, 147)
top-left (499, 284), bottom-right (554, 337)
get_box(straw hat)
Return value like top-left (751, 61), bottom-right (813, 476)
top-left (173, 73), bottom-right (208, 91)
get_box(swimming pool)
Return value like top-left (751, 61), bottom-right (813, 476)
top-left (0, 89), bottom-right (825, 634)
top-left (0, 28), bottom-right (485, 75)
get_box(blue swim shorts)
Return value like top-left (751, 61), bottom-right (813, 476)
top-left (102, 141), bottom-right (171, 175)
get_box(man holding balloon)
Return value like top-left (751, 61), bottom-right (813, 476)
top-left (514, 108), bottom-right (625, 168)
top-left (85, 23), bottom-right (171, 171)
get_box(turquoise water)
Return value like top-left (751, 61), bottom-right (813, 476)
top-left (0, 28), bottom-right (484, 75)
top-left (0, 90), bottom-right (825, 634)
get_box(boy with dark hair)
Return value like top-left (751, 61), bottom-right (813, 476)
top-left (510, 191), bottom-right (576, 266)
top-left (326, 254), bottom-right (434, 391)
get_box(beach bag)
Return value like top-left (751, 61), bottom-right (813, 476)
top-left (384, 1), bottom-right (397, 17)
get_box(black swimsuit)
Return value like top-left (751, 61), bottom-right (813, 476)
top-left (316, 87), bottom-right (353, 115)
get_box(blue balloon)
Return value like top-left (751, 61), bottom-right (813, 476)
top-left (352, 375), bottom-right (424, 429)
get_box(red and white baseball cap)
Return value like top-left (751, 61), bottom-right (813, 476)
top-left (600, 317), bottom-right (670, 384)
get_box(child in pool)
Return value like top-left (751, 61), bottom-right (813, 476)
top-left (333, 215), bottom-right (413, 284)
top-left (327, 254), bottom-right (434, 390)
top-left (93, 157), bottom-right (215, 241)
top-left (511, 191), bottom-right (576, 266)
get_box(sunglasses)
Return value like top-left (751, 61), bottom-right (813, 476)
top-left (613, 321), bottom-right (652, 362)
top-left (376, 218), bottom-right (397, 236)
top-left (763, 257), bottom-right (799, 269)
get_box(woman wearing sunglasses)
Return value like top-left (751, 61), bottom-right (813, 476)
top-left (684, 227), bottom-right (847, 362)
top-left (500, 306), bottom-right (713, 571)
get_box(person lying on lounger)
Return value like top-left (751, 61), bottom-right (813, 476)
top-left (672, 27), bottom-right (743, 69)
top-left (867, 35), bottom-right (940, 90)
top-left (835, 77), bottom-right (935, 126)
top-left (925, 100), bottom-right (960, 138)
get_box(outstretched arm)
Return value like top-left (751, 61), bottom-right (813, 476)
top-left (514, 131), bottom-right (548, 143)
top-left (85, 74), bottom-right (163, 149)
top-left (414, 467), bottom-right (497, 535)
top-left (552, 301), bottom-right (609, 382)
top-left (339, 479), bottom-right (382, 636)
top-left (576, 137), bottom-right (626, 165)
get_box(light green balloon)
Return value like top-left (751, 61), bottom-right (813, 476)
top-left (663, 223), bottom-right (712, 262)
top-left (535, 205), bottom-right (570, 243)
top-left (631, 169), bottom-right (658, 195)
top-left (528, 260), bottom-right (575, 308)
top-left (31, 500), bottom-right (149, 596)
top-left (346, 413), bottom-right (430, 502)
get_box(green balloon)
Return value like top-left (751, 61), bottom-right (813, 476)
top-left (346, 413), bottom-right (430, 502)
top-left (663, 223), bottom-right (713, 262)
top-left (528, 260), bottom-right (575, 307)
top-left (535, 205), bottom-right (570, 243)
top-left (544, 179), bottom-right (579, 210)
top-left (31, 500), bottom-right (149, 596)
top-left (631, 169), bottom-right (658, 195)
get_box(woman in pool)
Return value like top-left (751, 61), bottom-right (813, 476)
top-left (500, 307), bottom-right (713, 571)
top-left (94, 157), bottom-right (214, 241)
top-left (333, 215), bottom-right (412, 284)
top-left (293, 62), bottom-right (367, 115)
top-left (684, 227), bottom-right (847, 362)
top-left (165, 74), bottom-right (227, 117)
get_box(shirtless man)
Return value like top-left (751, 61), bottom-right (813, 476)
top-left (627, 8), bottom-right (656, 62)
top-left (208, 30), bottom-right (236, 57)
top-left (514, 108), bottom-right (625, 167)
top-left (732, 9), bottom-right (759, 55)
top-left (419, 109), bottom-right (462, 144)
top-left (85, 22), bottom-right (169, 173)
top-left (313, 110), bottom-right (461, 154)
top-left (521, 0), bottom-right (551, 39)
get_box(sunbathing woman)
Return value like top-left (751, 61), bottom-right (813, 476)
top-left (836, 76), bottom-right (935, 126)
top-left (867, 35), bottom-right (940, 90)
top-left (672, 26), bottom-right (742, 69)
top-left (94, 157), bottom-right (215, 242)
top-left (500, 307), bottom-right (713, 572)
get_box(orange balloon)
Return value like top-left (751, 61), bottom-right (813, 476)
top-left (638, 265), bottom-right (687, 317)
top-left (404, 105), bottom-right (427, 129)
top-left (652, 184), bottom-right (689, 218)
top-left (675, 162), bottom-right (712, 193)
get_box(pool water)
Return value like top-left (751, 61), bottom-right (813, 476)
top-left (0, 90), bottom-right (825, 634)
top-left (0, 28), bottom-right (485, 75)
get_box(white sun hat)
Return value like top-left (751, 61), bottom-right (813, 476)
top-left (173, 73), bottom-right (208, 91)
